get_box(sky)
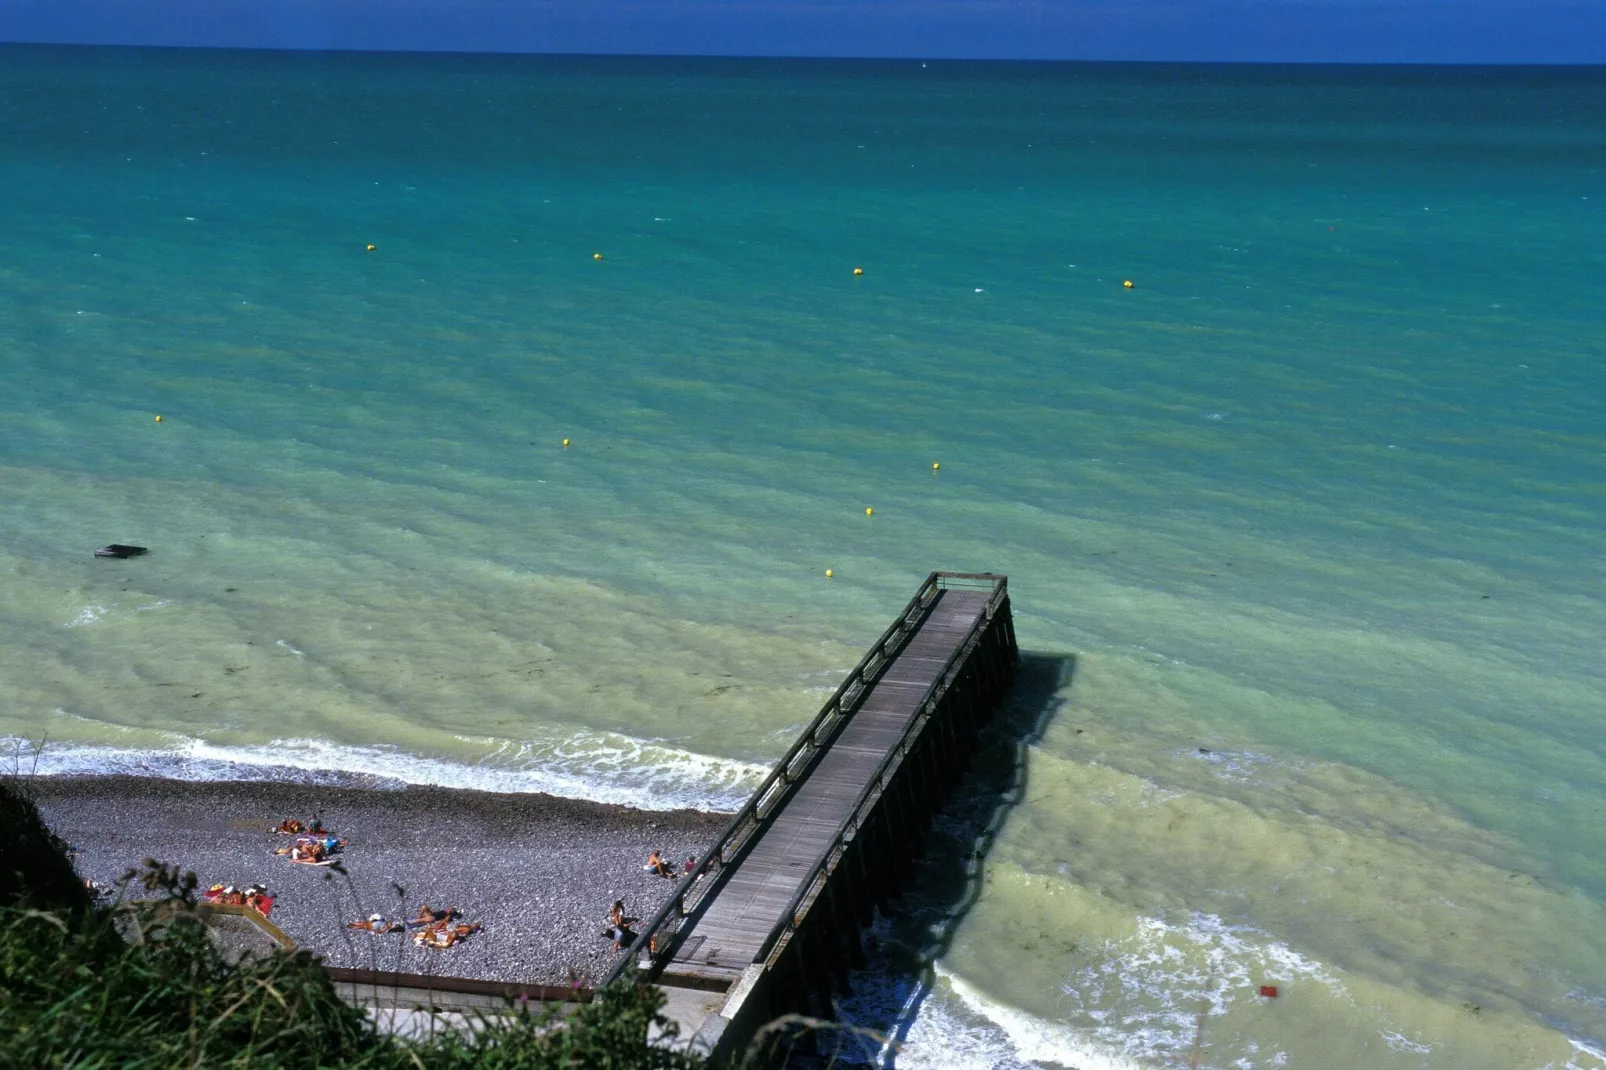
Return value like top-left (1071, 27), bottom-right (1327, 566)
top-left (1, 0), bottom-right (1603, 64)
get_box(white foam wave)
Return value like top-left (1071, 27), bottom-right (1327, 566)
top-left (64, 604), bottom-right (108, 628)
top-left (925, 964), bottom-right (1147, 1070)
top-left (874, 913), bottom-right (1350, 1070)
top-left (1057, 911), bottom-right (1345, 1065)
top-left (1553, 1034), bottom-right (1606, 1070)
top-left (12, 731), bottom-right (766, 813)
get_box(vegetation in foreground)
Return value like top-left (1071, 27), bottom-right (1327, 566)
top-left (0, 777), bottom-right (704, 1069)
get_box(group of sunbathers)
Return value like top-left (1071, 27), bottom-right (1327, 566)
top-left (202, 882), bottom-right (274, 916)
top-left (346, 904), bottom-right (482, 948)
top-left (271, 817), bottom-right (325, 836)
top-left (272, 835), bottom-right (345, 864)
top-left (270, 815), bottom-right (346, 865)
top-left (643, 850), bottom-right (696, 880)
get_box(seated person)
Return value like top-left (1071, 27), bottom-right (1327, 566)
top-left (605, 900), bottom-right (635, 950)
top-left (683, 855), bottom-right (697, 875)
top-left (644, 850), bottom-right (674, 878)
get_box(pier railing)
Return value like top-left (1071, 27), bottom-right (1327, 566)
top-left (752, 574), bottom-right (1007, 969)
top-left (602, 571), bottom-right (1008, 990)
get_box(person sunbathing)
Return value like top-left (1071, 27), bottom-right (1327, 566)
top-left (415, 921), bottom-right (481, 949)
top-left (273, 819), bottom-right (305, 835)
top-left (348, 913), bottom-right (403, 933)
top-left (409, 904), bottom-right (458, 927)
top-left (644, 851), bottom-right (674, 878)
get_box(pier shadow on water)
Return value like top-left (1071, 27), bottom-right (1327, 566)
top-left (814, 651), bottom-right (1076, 1069)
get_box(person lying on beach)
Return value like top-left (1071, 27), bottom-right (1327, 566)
top-left (273, 835), bottom-right (345, 861)
top-left (202, 883), bottom-right (274, 915)
top-left (414, 921), bottom-right (483, 949)
top-left (347, 913), bottom-right (404, 934)
top-left (271, 818), bottom-right (306, 835)
top-left (281, 842), bottom-right (324, 863)
top-left (409, 904), bottom-right (458, 927)
top-left (643, 851), bottom-right (675, 878)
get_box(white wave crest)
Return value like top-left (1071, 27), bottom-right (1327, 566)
top-left (12, 731), bottom-right (766, 813)
top-left (920, 963), bottom-right (1148, 1070)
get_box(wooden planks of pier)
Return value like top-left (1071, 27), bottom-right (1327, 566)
top-left (604, 572), bottom-right (1019, 1064)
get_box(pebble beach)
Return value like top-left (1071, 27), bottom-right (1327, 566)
top-left (30, 775), bottom-right (730, 985)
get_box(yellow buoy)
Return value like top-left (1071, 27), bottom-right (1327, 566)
top-left (562, 438), bottom-right (570, 448)
top-left (154, 415), bottom-right (163, 423)
top-left (853, 267), bottom-right (863, 276)
top-left (825, 569), bottom-right (834, 578)
top-left (932, 462), bottom-right (940, 471)
top-left (1123, 280), bottom-right (1134, 289)
top-left (865, 507), bottom-right (873, 516)
top-left (593, 253), bottom-right (603, 260)
top-left (365, 244), bottom-right (376, 252)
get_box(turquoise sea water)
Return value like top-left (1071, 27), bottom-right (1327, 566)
top-left (2, 46), bottom-right (1604, 1067)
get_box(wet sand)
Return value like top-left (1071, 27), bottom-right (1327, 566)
top-left (30, 775), bottom-right (730, 985)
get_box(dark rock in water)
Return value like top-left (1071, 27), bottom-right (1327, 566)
top-left (94, 545), bottom-right (147, 558)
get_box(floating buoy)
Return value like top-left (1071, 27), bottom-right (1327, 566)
top-left (825, 569), bottom-right (834, 578)
top-left (1123, 280), bottom-right (1134, 289)
top-left (865, 507), bottom-right (873, 516)
top-left (154, 415), bottom-right (163, 423)
top-left (853, 267), bottom-right (863, 276)
top-left (593, 253), bottom-right (603, 260)
top-left (1259, 985), bottom-right (1279, 999)
top-left (365, 244), bottom-right (376, 252)
top-left (932, 462), bottom-right (940, 471)
top-left (562, 438), bottom-right (570, 448)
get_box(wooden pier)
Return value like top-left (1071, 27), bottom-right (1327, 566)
top-left (602, 572), bottom-right (1019, 1064)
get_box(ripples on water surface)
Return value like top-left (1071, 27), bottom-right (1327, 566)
top-left (1, 47), bottom-right (1603, 1067)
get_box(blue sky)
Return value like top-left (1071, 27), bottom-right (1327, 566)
top-left (2, 0), bottom-right (1603, 63)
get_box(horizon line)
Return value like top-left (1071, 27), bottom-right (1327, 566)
top-left (3, 39), bottom-right (1604, 69)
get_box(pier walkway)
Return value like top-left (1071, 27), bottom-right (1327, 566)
top-left (606, 571), bottom-right (1019, 1063)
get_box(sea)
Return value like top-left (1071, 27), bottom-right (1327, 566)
top-left (1, 45), bottom-right (1603, 1068)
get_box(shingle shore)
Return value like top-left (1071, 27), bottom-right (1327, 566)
top-left (31, 775), bottom-right (730, 986)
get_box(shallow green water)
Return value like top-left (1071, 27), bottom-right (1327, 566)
top-left (2, 47), bottom-right (1603, 1067)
